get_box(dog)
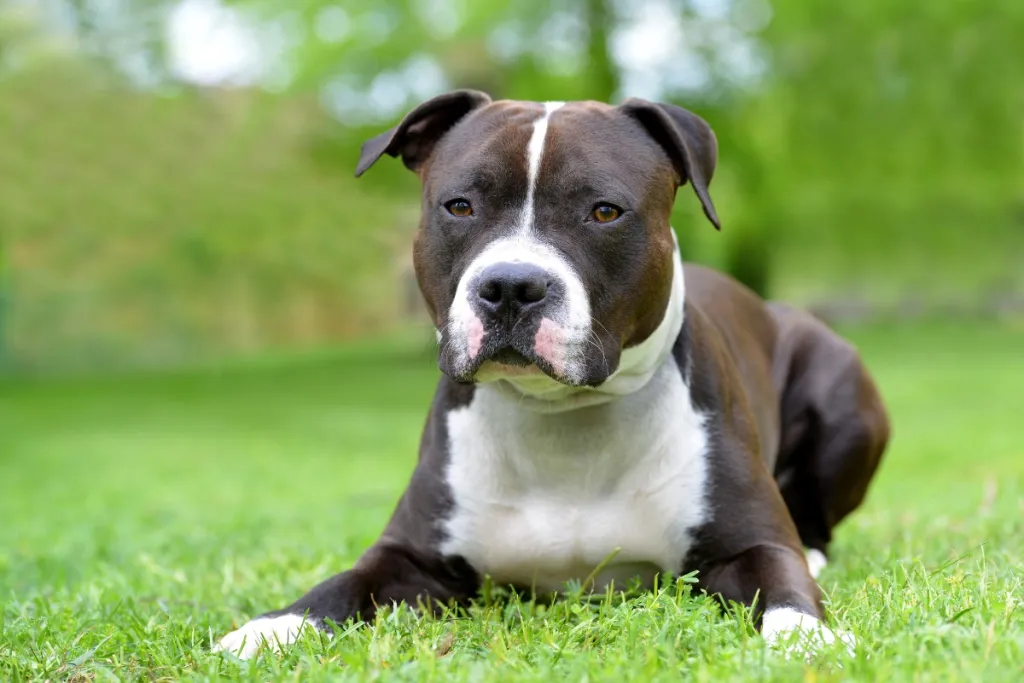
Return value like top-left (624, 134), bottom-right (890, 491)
top-left (216, 91), bottom-right (890, 659)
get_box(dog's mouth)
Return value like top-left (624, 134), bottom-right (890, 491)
top-left (474, 345), bottom-right (547, 381)
top-left (440, 326), bottom-right (593, 388)
top-left (442, 328), bottom-right (580, 385)
top-left (488, 347), bottom-right (532, 367)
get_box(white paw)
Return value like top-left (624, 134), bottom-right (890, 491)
top-left (214, 614), bottom-right (315, 659)
top-left (762, 607), bottom-right (856, 658)
top-left (805, 549), bottom-right (828, 580)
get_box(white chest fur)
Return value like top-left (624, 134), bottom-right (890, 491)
top-left (440, 356), bottom-right (710, 593)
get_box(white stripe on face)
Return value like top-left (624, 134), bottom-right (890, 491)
top-left (518, 101), bottom-right (564, 235)
top-left (445, 102), bottom-right (592, 386)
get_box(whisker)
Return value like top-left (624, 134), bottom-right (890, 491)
top-left (589, 316), bottom-right (613, 341)
top-left (509, 315), bottom-right (527, 338)
top-left (584, 328), bottom-right (609, 376)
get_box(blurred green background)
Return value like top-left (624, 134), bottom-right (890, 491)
top-left (1, 4), bottom-right (1023, 678)
top-left (0, 0), bottom-right (1022, 374)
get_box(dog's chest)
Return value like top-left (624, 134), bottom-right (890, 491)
top-left (440, 359), bottom-right (709, 592)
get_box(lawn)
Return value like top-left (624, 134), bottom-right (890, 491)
top-left (1, 323), bottom-right (1022, 682)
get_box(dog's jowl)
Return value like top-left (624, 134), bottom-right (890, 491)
top-left (216, 92), bottom-right (890, 659)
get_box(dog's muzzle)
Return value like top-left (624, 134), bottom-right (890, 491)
top-left (440, 260), bottom-right (576, 383)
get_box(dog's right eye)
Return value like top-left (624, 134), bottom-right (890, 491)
top-left (590, 203), bottom-right (622, 223)
top-left (445, 199), bottom-right (473, 217)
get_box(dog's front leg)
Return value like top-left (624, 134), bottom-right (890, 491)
top-left (216, 542), bottom-right (478, 659)
top-left (696, 542), bottom-right (854, 655)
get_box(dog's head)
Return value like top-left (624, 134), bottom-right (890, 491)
top-left (356, 91), bottom-right (719, 391)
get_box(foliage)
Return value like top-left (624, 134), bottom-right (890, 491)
top-left (0, 61), bottom-right (419, 371)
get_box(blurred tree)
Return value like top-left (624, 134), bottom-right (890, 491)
top-left (757, 0), bottom-right (1024, 299)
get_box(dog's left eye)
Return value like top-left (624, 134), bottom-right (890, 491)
top-left (590, 203), bottom-right (622, 223)
top-left (445, 199), bottom-right (473, 217)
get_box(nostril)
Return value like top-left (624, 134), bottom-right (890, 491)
top-left (516, 278), bottom-right (548, 304)
top-left (478, 279), bottom-right (503, 304)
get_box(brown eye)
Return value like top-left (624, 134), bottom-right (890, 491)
top-left (445, 199), bottom-right (473, 217)
top-left (591, 203), bottom-right (621, 223)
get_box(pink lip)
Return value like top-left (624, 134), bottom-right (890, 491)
top-left (467, 315), bottom-right (484, 359)
top-left (534, 318), bottom-right (566, 376)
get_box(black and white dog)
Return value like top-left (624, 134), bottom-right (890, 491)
top-left (217, 91), bottom-right (890, 658)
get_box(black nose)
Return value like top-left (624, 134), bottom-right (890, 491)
top-left (476, 262), bottom-right (550, 320)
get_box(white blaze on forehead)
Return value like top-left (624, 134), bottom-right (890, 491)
top-left (519, 101), bottom-right (564, 235)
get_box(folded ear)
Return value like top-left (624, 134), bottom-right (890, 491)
top-left (354, 90), bottom-right (492, 177)
top-left (619, 98), bottom-right (720, 230)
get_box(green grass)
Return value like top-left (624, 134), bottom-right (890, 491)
top-left (1, 322), bottom-right (1022, 681)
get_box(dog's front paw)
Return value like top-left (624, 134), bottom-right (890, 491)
top-left (761, 607), bottom-right (856, 659)
top-left (214, 614), bottom-right (315, 659)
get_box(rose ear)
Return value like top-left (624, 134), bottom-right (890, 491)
top-left (355, 90), bottom-right (492, 177)
top-left (619, 98), bottom-right (720, 230)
